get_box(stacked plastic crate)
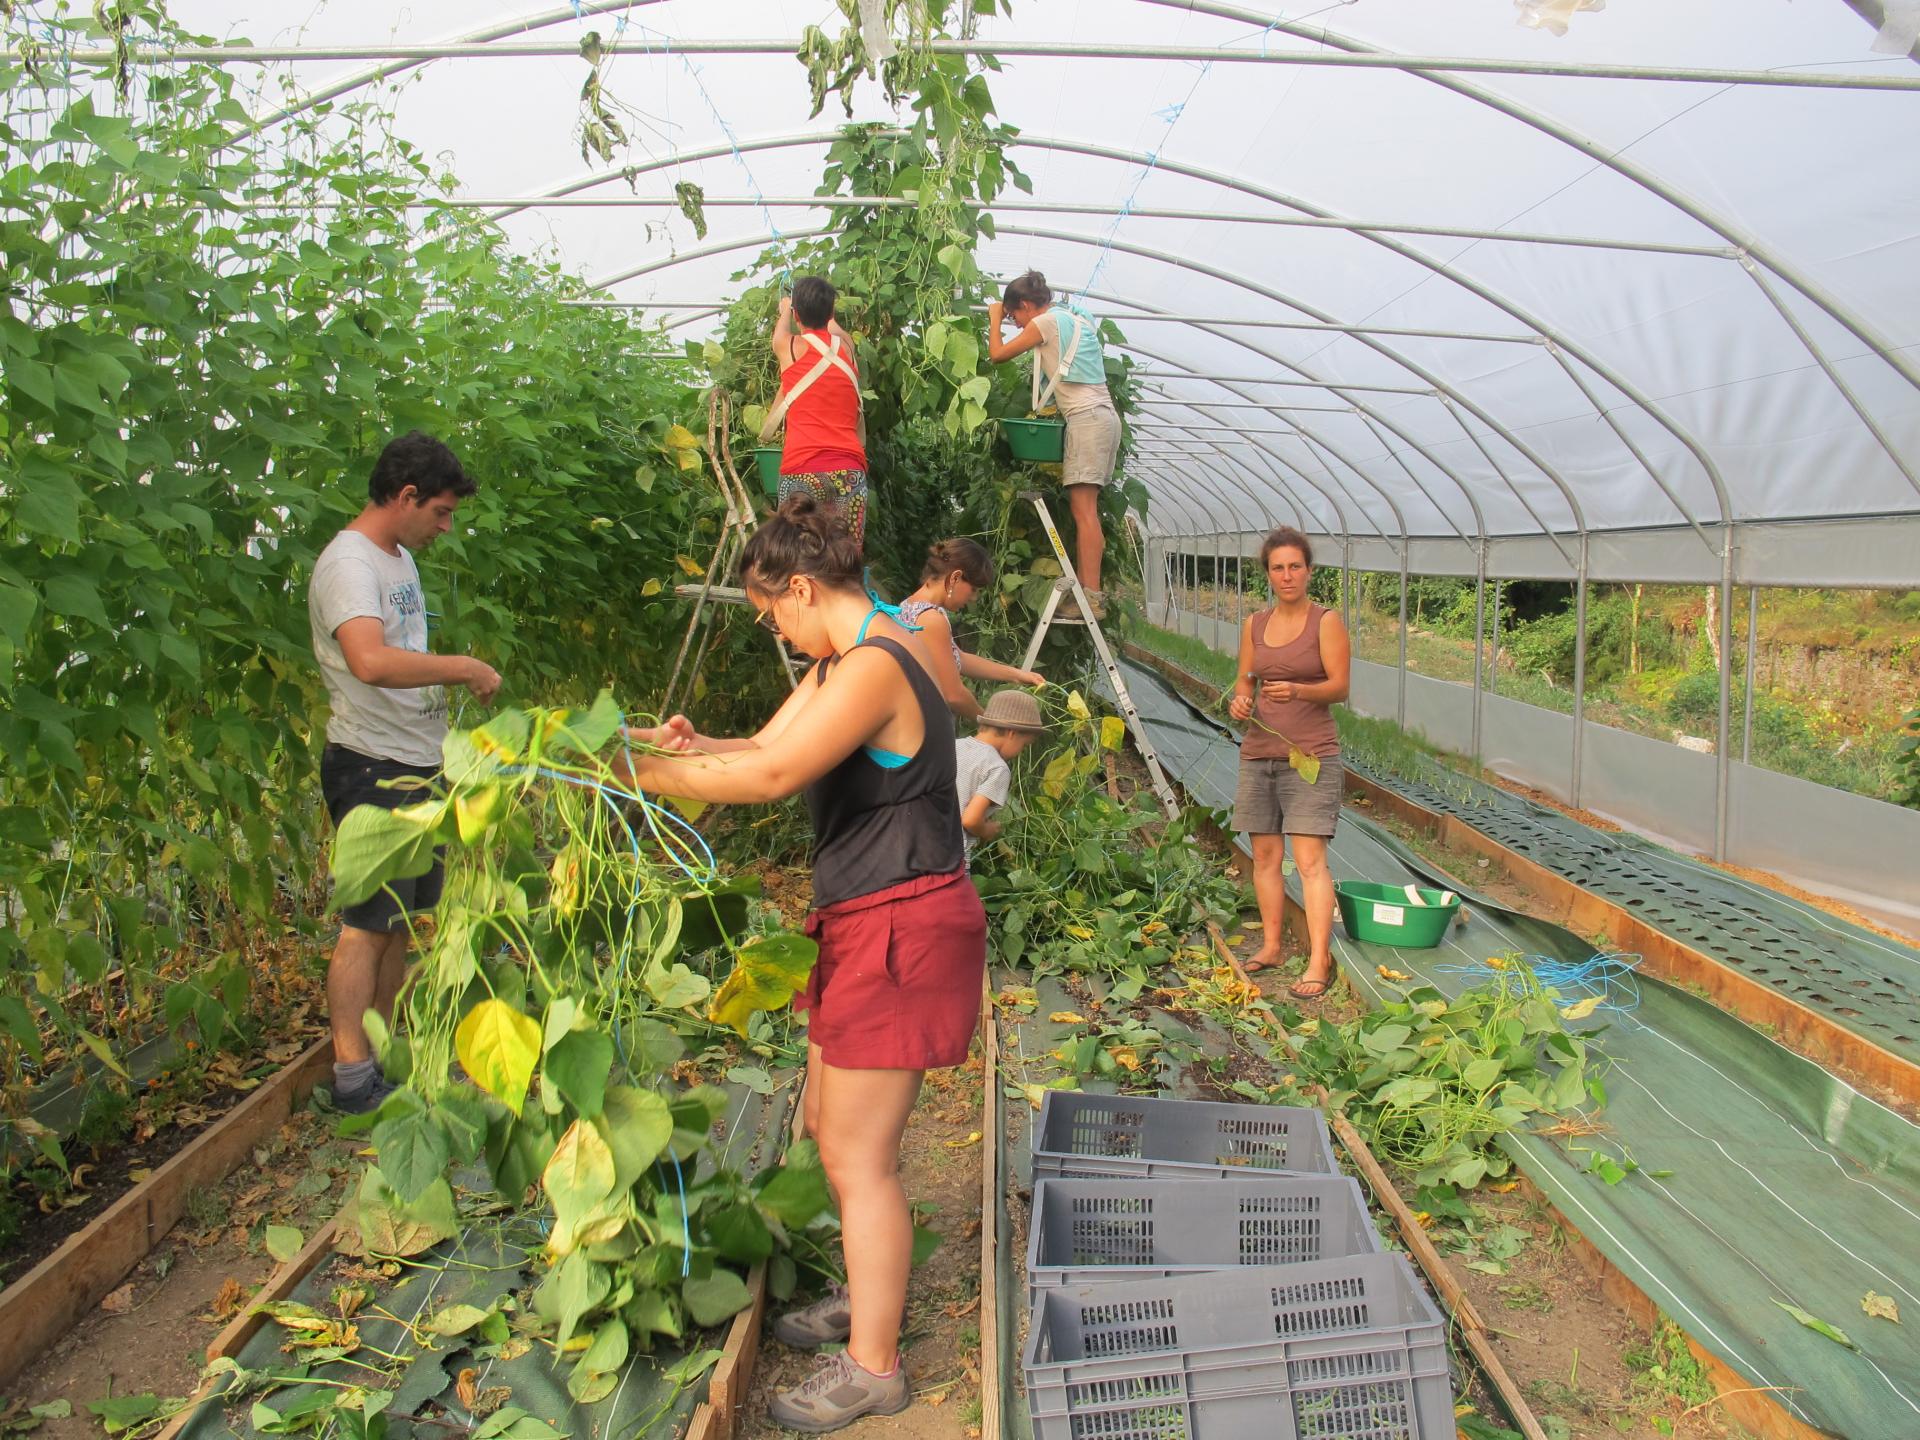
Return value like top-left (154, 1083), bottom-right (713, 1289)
top-left (1021, 1092), bottom-right (1455, 1440)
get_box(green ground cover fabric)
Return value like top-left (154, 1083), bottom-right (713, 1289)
top-left (174, 1077), bottom-right (797, 1440)
top-left (1113, 658), bottom-right (1920, 1439)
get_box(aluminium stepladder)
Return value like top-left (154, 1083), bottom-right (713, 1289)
top-left (663, 387), bottom-right (799, 715)
top-left (1017, 490), bottom-right (1181, 821)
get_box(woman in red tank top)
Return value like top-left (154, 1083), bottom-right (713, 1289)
top-left (770, 276), bottom-right (869, 546)
top-left (1227, 527), bottom-right (1352, 1000)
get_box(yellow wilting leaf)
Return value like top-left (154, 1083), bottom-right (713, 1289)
top-left (675, 554), bottom-right (705, 578)
top-left (1041, 751), bottom-right (1074, 799)
top-left (1559, 996), bottom-right (1603, 1022)
top-left (641, 577), bottom-right (662, 597)
top-left (945, 1131), bottom-right (983, 1149)
top-left (666, 794), bottom-right (708, 822)
top-left (1098, 716), bottom-right (1125, 751)
top-left (1376, 965), bottom-right (1412, 983)
top-left (1066, 690), bottom-right (1092, 722)
top-left (1490, 1181), bottom-right (1519, 1193)
top-left (663, 423), bottom-right (703, 470)
top-left (1021, 1083), bottom-right (1047, 1111)
top-left (1108, 1046), bottom-right (1141, 1072)
top-left (1047, 1011), bottom-right (1087, 1025)
top-left (1863, 1291), bottom-right (1901, 1323)
top-left (1484, 955), bottom-right (1509, 970)
top-left (1287, 746), bottom-right (1322, 786)
top-left (1064, 925), bottom-right (1094, 940)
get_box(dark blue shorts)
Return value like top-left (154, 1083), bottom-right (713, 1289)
top-left (320, 744), bottom-right (445, 934)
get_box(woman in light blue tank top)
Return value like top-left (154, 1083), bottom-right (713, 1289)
top-left (987, 270), bottom-right (1122, 614)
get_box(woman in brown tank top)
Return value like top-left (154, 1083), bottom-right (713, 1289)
top-left (1228, 527), bottom-right (1352, 999)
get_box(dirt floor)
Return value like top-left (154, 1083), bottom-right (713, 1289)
top-left (11, 1103), bottom-right (362, 1440)
top-left (741, 1051), bottom-right (986, 1440)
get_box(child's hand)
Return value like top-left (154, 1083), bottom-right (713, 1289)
top-left (987, 299), bottom-right (1005, 328)
top-left (981, 818), bottom-right (1002, 841)
top-left (1021, 669), bottom-right (1045, 687)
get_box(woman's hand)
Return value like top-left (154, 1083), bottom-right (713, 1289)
top-left (1260, 680), bottom-right (1297, 704)
top-left (1228, 693), bottom-right (1253, 722)
top-left (777, 295), bottom-right (793, 321)
top-left (623, 716), bottom-right (697, 752)
top-left (987, 299), bottom-right (1005, 330)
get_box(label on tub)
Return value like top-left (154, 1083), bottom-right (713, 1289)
top-left (1371, 902), bottom-right (1406, 926)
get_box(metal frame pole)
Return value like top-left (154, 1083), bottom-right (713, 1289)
top-left (1472, 541), bottom-right (1487, 764)
top-left (1488, 578), bottom-right (1502, 696)
top-left (1397, 545), bottom-right (1411, 729)
top-left (1743, 586), bottom-right (1760, 764)
top-left (1714, 529), bottom-right (1736, 860)
top-left (1571, 536), bottom-right (1590, 807)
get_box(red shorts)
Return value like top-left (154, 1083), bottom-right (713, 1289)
top-left (796, 869), bottom-right (987, 1070)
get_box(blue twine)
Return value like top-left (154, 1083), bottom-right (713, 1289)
top-left (635, 22), bottom-right (792, 281)
top-left (1436, 951), bottom-right (1644, 1015)
top-left (1080, 61), bottom-right (1212, 302)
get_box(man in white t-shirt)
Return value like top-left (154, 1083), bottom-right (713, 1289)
top-left (309, 431), bottom-right (502, 1113)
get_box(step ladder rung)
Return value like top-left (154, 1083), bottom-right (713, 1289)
top-left (673, 583), bottom-right (751, 606)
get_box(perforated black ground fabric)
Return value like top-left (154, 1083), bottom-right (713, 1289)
top-left (1341, 749), bottom-right (1920, 1070)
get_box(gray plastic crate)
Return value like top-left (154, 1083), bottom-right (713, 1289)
top-left (1027, 1175), bottom-right (1381, 1306)
top-left (1022, 1255), bottom-right (1453, 1440)
top-left (1031, 1090), bottom-right (1336, 1181)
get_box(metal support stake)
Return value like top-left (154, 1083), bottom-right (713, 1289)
top-left (1471, 541), bottom-right (1487, 765)
top-left (1341, 540), bottom-right (1352, 632)
top-left (1571, 535), bottom-right (1590, 807)
top-left (1396, 545), bottom-right (1410, 729)
top-left (1742, 586), bottom-right (1759, 764)
top-left (1714, 529), bottom-right (1736, 860)
top-left (1488, 578), bottom-right (1502, 696)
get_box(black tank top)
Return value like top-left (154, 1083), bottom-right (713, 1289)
top-left (805, 635), bottom-right (965, 907)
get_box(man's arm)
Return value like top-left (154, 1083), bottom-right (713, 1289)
top-left (335, 617), bottom-right (500, 701)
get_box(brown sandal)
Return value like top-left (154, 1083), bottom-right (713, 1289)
top-left (1288, 973), bottom-right (1334, 1001)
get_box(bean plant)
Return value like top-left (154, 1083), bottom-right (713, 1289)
top-left (330, 694), bottom-right (828, 1396)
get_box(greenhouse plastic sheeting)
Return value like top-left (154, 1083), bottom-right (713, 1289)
top-left (1117, 657), bottom-right (1920, 1439)
top-left (173, 1079), bottom-right (797, 1440)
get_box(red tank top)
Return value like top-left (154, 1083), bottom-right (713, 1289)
top-left (778, 329), bottom-right (866, 475)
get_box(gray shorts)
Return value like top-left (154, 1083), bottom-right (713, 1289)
top-left (1232, 754), bottom-right (1343, 837)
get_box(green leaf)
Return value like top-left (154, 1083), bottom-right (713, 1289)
top-left (1461, 1056), bottom-right (1504, 1092)
top-left (534, 1250), bottom-right (610, 1349)
top-left (544, 1027), bottom-right (614, 1119)
top-left (1773, 1300), bottom-right (1853, 1349)
top-left (682, 1270), bottom-right (753, 1328)
top-left (545, 689), bottom-right (622, 758)
top-left (331, 799), bottom-right (447, 907)
top-left (264, 1225), bottom-right (304, 1263)
top-left (578, 1316), bottom-right (629, 1376)
top-left (0, 994), bottom-right (45, 1064)
top-left (724, 1064), bottom-right (774, 1095)
top-left (350, 1172), bottom-right (459, 1258)
top-left (599, 1086), bottom-right (674, 1188)
top-left (473, 1409), bottom-right (567, 1440)
top-left (0, 581), bottom-right (41, 646)
top-left (87, 1396), bottom-right (162, 1432)
top-left (756, 1139), bottom-right (832, 1227)
top-left (707, 933), bottom-right (818, 1036)
top-left (371, 1108), bottom-right (451, 1204)
top-left (78, 1028), bottom-right (130, 1080)
top-left (707, 1201), bottom-right (773, 1263)
top-left (43, 573), bottom-right (110, 628)
top-left (911, 1221), bottom-right (944, 1266)
top-left (645, 960), bottom-right (710, 1010)
top-left (456, 999), bottom-right (542, 1115)
top-left (664, 1348), bottom-right (725, 1387)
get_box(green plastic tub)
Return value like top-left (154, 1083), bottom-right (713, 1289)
top-left (1002, 416), bottom-right (1066, 462)
top-left (752, 446), bottom-right (783, 499)
top-left (1334, 881), bottom-right (1461, 949)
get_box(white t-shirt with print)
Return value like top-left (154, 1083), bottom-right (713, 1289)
top-left (309, 530), bottom-right (447, 768)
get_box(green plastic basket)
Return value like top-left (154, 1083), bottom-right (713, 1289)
top-left (752, 447), bottom-right (783, 499)
top-left (1334, 881), bottom-right (1461, 949)
top-left (1002, 416), bottom-right (1066, 462)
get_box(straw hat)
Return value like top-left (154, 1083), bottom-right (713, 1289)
top-left (980, 690), bottom-right (1047, 733)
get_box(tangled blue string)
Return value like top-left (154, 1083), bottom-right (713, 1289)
top-left (634, 21), bottom-right (792, 282)
top-left (1080, 60), bottom-right (1213, 301)
top-left (1437, 951), bottom-right (1644, 1015)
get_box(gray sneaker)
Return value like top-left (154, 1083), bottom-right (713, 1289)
top-left (326, 1074), bottom-right (396, 1116)
top-left (771, 1286), bottom-right (852, 1349)
top-left (767, 1349), bottom-right (909, 1433)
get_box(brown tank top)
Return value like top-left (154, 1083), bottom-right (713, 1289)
top-left (1242, 603), bottom-right (1341, 760)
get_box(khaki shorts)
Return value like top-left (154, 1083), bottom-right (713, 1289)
top-left (1061, 401), bottom-right (1121, 488)
top-left (1232, 754), bottom-right (1343, 837)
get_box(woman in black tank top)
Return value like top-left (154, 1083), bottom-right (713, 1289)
top-left (618, 496), bottom-right (986, 1431)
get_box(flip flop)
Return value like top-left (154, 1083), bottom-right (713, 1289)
top-left (1240, 956), bottom-right (1275, 975)
top-left (1288, 974), bottom-right (1334, 1001)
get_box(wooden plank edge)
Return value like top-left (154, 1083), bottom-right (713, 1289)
top-left (1121, 635), bottom-right (1920, 1109)
top-left (1327, 1112), bottom-right (1549, 1440)
top-left (978, 982), bottom-right (1003, 1440)
top-left (0, 1035), bottom-right (335, 1391)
